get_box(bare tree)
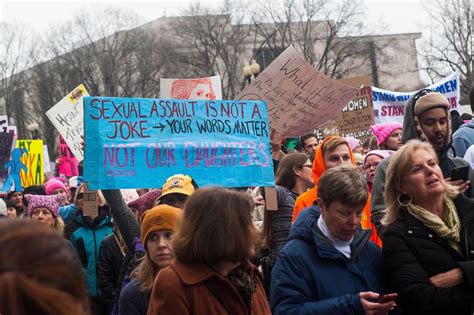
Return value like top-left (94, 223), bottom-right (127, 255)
top-left (0, 23), bottom-right (36, 137)
top-left (167, 0), bottom-right (257, 99)
top-left (252, 0), bottom-right (372, 79)
top-left (422, 0), bottom-right (472, 102)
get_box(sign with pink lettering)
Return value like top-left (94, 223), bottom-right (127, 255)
top-left (237, 46), bottom-right (359, 140)
top-left (83, 97), bottom-right (274, 190)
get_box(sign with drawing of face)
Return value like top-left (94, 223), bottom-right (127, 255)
top-left (160, 75), bottom-right (222, 100)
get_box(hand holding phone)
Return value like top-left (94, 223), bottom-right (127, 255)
top-left (450, 166), bottom-right (469, 182)
top-left (378, 293), bottom-right (398, 303)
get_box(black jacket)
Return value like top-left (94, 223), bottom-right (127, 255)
top-left (383, 195), bottom-right (474, 315)
top-left (97, 233), bottom-right (125, 314)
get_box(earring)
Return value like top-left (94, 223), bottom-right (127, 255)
top-left (397, 193), bottom-right (412, 207)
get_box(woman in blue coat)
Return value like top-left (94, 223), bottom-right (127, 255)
top-left (270, 167), bottom-right (396, 315)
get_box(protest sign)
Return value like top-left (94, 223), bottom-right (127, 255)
top-left (237, 46), bottom-right (359, 140)
top-left (160, 75), bottom-right (222, 100)
top-left (83, 97), bottom-right (275, 190)
top-left (17, 139), bottom-right (44, 187)
top-left (57, 135), bottom-right (79, 177)
top-left (43, 145), bottom-right (51, 173)
top-left (372, 72), bottom-right (460, 124)
top-left (336, 86), bottom-right (375, 140)
top-left (0, 132), bottom-right (15, 186)
top-left (46, 84), bottom-right (89, 161)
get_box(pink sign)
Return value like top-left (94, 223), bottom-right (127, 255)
top-left (57, 135), bottom-right (79, 177)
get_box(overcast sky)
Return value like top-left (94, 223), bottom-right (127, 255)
top-left (1, 0), bottom-right (429, 36)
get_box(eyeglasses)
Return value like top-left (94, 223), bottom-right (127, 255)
top-left (364, 162), bottom-right (380, 170)
top-left (300, 165), bottom-right (312, 169)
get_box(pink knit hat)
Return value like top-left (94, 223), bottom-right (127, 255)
top-left (370, 122), bottom-right (403, 146)
top-left (127, 189), bottom-right (162, 217)
top-left (45, 178), bottom-right (68, 196)
top-left (25, 194), bottom-right (61, 217)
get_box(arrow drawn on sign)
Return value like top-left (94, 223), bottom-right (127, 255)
top-left (152, 123), bottom-right (166, 132)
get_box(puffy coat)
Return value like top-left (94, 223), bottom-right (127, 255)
top-left (383, 195), bottom-right (474, 315)
top-left (270, 206), bottom-right (384, 314)
top-left (147, 261), bottom-right (271, 315)
top-left (65, 209), bottom-right (113, 297)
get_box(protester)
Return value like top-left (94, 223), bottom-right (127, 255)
top-left (364, 150), bottom-right (393, 192)
top-left (270, 167), bottom-right (395, 314)
top-left (345, 136), bottom-right (363, 154)
top-left (7, 191), bottom-right (24, 216)
top-left (370, 122), bottom-right (403, 151)
top-left (147, 187), bottom-right (271, 314)
top-left (291, 135), bottom-right (381, 247)
top-left (64, 184), bottom-right (113, 314)
top-left (5, 199), bottom-right (17, 218)
top-left (0, 219), bottom-right (90, 315)
top-left (25, 194), bottom-right (64, 231)
top-left (382, 140), bottom-right (474, 314)
top-left (451, 88), bottom-right (474, 157)
top-left (450, 110), bottom-right (464, 133)
top-left (354, 152), bottom-right (365, 173)
top-left (119, 205), bottom-right (182, 315)
top-left (153, 174), bottom-right (197, 209)
top-left (127, 189), bottom-right (163, 221)
top-left (45, 177), bottom-right (70, 206)
top-left (371, 89), bottom-right (474, 235)
top-left (98, 225), bottom-right (127, 315)
top-left (299, 133), bottom-right (318, 157)
top-left (259, 153), bottom-right (314, 291)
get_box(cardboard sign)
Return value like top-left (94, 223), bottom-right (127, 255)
top-left (372, 72), bottom-right (460, 124)
top-left (336, 86), bottom-right (375, 140)
top-left (0, 132), bottom-right (15, 185)
top-left (160, 75), bottom-right (223, 100)
top-left (46, 84), bottom-right (89, 161)
top-left (83, 97), bottom-right (275, 190)
top-left (57, 135), bottom-right (79, 177)
top-left (81, 183), bottom-right (98, 217)
top-left (17, 140), bottom-right (44, 187)
top-left (237, 46), bottom-right (359, 140)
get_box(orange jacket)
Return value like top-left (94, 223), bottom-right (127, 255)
top-left (291, 136), bottom-right (382, 247)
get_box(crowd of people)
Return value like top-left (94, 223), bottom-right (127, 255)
top-left (1, 88), bottom-right (474, 315)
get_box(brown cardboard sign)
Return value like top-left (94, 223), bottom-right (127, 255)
top-left (237, 46), bottom-right (359, 140)
top-left (264, 187), bottom-right (278, 211)
top-left (81, 182), bottom-right (98, 217)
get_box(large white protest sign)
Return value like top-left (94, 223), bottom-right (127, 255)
top-left (46, 85), bottom-right (89, 161)
top-left (373, 72), bottom-right (460, 124)
top-left (160, 75), bottom-right (223, 100)
top-left (237, 46), bottom-right (359, 140)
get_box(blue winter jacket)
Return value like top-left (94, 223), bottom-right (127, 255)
top-left (270, 205), bottom-right (384, 315)
top-left (65, 211), bottom-right (113, 297)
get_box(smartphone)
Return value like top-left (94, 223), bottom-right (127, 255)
top-left (378, 293), bottom-right (398, 303)
top-left (450, 165), bottom-right (470, 181)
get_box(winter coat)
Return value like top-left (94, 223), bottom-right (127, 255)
top-left (98, 233), bottom-right (125, 313)
top-left (382, 195), bottom-right (474, 315)
top-left (147, 261), bottom-right (271, 315)
top-left (65, 209), bottom-right (113, 297)
top-left (270, 206), bottom-right (384, 314)
top-left (119, 278), bottom-right (150, 315)
top-left (292, 136), bottom-right (381, 247)
top-left (60, 203), bottom-right (79, 225)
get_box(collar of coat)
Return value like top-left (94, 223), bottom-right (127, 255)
top-left (171, 260), bottom-right (262, 285)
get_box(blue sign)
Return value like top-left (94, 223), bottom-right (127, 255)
top-left (83, 97), bottom-right (275, 190)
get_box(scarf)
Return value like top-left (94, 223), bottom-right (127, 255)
top-left (227, 265), bottom-right (256, 310)
top-left (407, 198), bottom-right (461, 253)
